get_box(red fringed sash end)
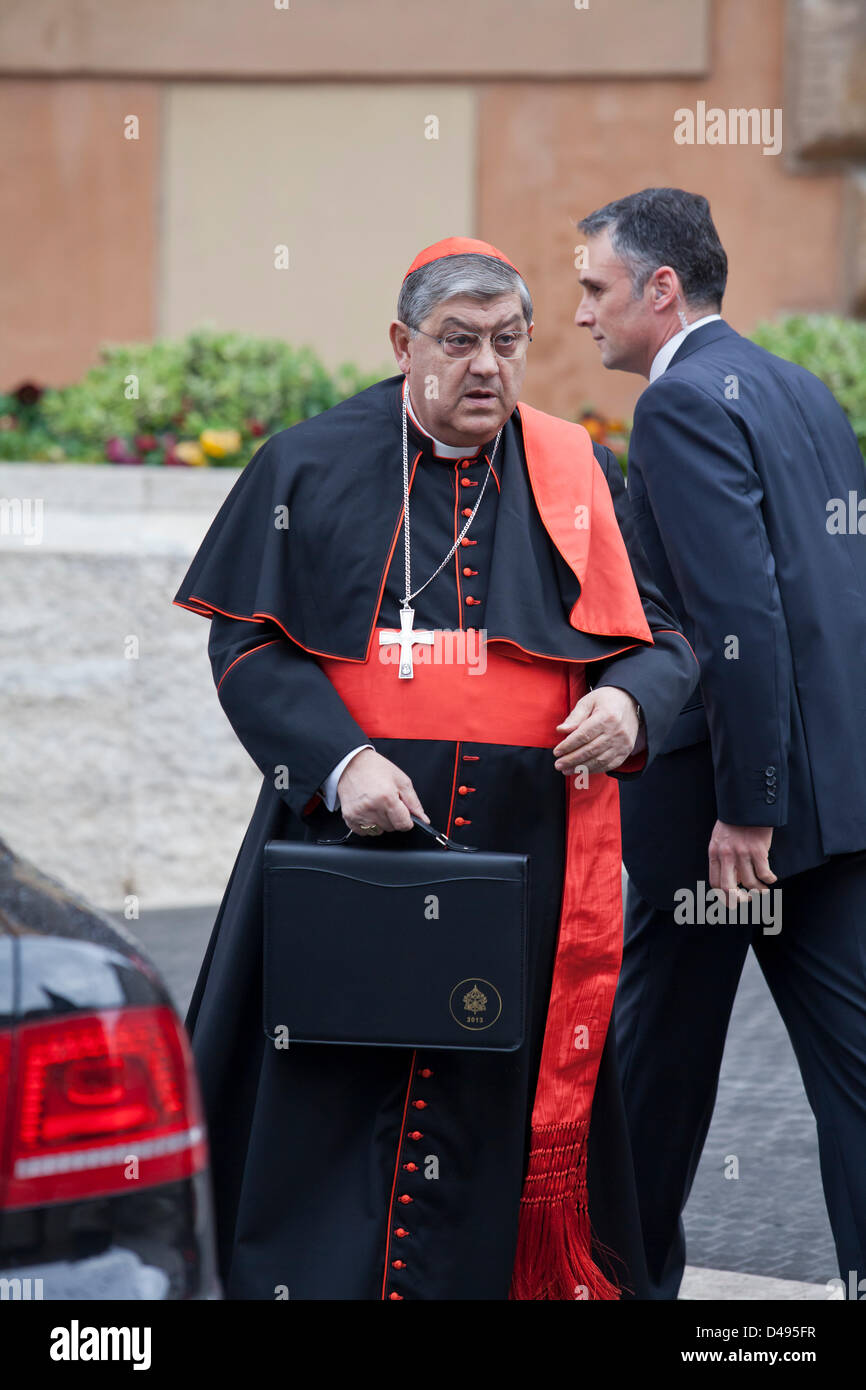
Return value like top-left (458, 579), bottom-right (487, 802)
top-left (509, 1121), bottom-right (621, 1301)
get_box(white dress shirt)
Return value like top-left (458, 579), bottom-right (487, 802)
top-left (319, 744), bottom-right (375, 811)
top-left (319, 386), bottom-right (478, 811)
top-left (649, 314), bottom-right (721, 383)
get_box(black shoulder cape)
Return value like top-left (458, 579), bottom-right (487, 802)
top-left (173, 375), bottom-right (650, 666)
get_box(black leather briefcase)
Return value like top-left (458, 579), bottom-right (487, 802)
top-left (263, 816), bottom-right (528, 1052)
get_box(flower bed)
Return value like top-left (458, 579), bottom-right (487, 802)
top-left (0, 328), bottom-right (383, 467)
top-left (2, 316), bottom-right (862, 470)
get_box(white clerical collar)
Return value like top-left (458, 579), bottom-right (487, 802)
top-left (404, 383), bottom-right (483, 459)
top-left (649, 314), bottom-right (722, 383)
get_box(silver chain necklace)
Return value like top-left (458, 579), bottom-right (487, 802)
top-left (377, 381), bottom-right (503, 679)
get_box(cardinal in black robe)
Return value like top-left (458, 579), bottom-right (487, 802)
top-left (173, 236), bottom-right (698, 1300)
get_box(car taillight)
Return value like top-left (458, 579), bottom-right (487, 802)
top-left (1, 1006), bottom-right (208, 1209)
top-left (0, 1031), bottom-right (11, 1206)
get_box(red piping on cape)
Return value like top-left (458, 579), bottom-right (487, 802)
top-left (452, 472), bottom-right (464, 630)
top-left (216, 639), bottom-right (280, 694)
top-left (174, 593), bottom-right (646, 671)
top-left (381, 1051), bottom-right (417, 1299)
top-left (444, 742), bottom-right (462, 835)
top-left (173, 449), bottom-right (423, 664)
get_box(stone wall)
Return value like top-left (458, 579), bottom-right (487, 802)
top-left (0, 463), bottom-right (259, 910)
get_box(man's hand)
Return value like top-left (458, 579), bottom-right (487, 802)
top-left (337, 748), bottom-right (429, 835)
top-left (553, 687), bottom-right (641, 775)
top-left (708, 820), bottom-right (776, 904)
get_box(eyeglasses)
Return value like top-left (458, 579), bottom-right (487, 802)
top-left (410, 326), bottom-right (532, 360)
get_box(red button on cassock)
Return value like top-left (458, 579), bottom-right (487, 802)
top-left (412, 1099), bottom-right (427, 1110)
top-left (392, 1260), bottom-right (407, 1269)
top-left (461, 507), bottom-right (473, 517)
top-left (398, 1194), bottom-right (413, 1205)
top-left (465, 596), bottom-right (481, 606)
top-left (462, 567), bottom-right (477, 577)
top-left (389, 1292), bottom-right (404, 1300)
top-left (395, 1227), bottom-right (409, 1238)
top-left (419, 1068), bottom-right (433, 1078)
top-left (460, 538), bottom-right (477, 546)
top-left (407, 1130), bottom-right (423, 1140)
top-left (454, 817), bottom-right (471, 826)
top-left (403, 1162), bottom-right (419, 1172)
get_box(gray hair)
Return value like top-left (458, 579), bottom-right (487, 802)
top-left (397, 253), bottom-right (533, 330)
top-left (578, 188), bottom-right (727, 309)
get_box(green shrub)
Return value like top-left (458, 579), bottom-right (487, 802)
top-left (749, 313), bottom-right (866, 457)
top-left (0, 329), bottom-right (385, 464)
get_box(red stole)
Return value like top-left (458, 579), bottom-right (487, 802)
top-left (507, 406), bottom-right (649, 1299)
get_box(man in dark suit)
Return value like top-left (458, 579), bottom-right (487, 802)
top-left (576, 186), bottom-right (866, 1297)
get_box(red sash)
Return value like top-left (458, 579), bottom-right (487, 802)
top-left (321, 631), bottom-right (570, 748)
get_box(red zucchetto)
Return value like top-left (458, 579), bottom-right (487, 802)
top-left (403, 236), bottom-right (520, 281)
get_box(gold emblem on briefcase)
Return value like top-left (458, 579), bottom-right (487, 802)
top-left (463, 983), bottom-right (487, 1014)
top-left (449, 978), bottom-right (502, 1031)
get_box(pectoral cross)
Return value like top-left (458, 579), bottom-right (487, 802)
top-left (379, 605), bottom-right (434, 679)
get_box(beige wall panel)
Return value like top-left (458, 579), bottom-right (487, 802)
top-left (478, 0), bottom-right (847, 421)
top-left (0, 0), bottom-right (709, 79)
top-left (0, 79), bottom-right (159, 388)
top-left (160, 83), bottom-right (475, 371)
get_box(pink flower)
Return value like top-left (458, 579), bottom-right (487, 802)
top-left (105, 436), bottom-right (142, 465)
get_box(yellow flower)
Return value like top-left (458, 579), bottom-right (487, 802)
top-left (200, 428), bottom-right (242, 458)
top-left (174, 440), bottom-right (207, 466)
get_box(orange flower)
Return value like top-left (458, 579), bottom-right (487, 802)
top-left (581, 416), bottom-right (604, 442)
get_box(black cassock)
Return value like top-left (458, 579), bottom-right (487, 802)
top-left (174, 377), bottom-right (697, 1300)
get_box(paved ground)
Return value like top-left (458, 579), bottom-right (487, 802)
top-left (680, 1267), bottom-right (828, 1300)
top-left (116, 901), bottom-right (838, 1293)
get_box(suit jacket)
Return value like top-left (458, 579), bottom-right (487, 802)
top-left (620, 319), bottom-right (866, 908)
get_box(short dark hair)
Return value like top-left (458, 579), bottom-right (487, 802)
top-left (578, 187), bottom-right (727, 310)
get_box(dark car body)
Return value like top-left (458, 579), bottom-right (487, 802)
top-left (0, 842), bottom-right (219, 1300)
